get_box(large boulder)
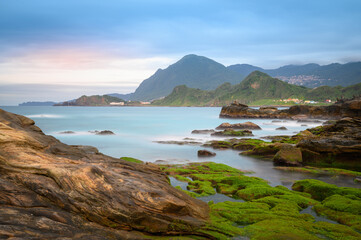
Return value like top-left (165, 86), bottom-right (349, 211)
top-left (297, 117), bottom-right (361, 170)
top-left (273, 145), bottom-right (303, 166)
top-left (0, 108), bottom-right (209, 239)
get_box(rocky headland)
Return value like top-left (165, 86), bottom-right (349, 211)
top-left (220, 98), bottom-right (361, 119)
top-left (0, 108), bottom-right (210, 239)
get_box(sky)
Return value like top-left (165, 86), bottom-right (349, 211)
top-left (1, 0), bottom-right (361, 105)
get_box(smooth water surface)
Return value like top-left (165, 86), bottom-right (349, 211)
top-left (2, 106), bottom-right (359, 188)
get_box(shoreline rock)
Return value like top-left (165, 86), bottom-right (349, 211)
top-left (211, 129), bottom-right (254, 137)
top-left (220, 98), bottom-right (361, 119)
top-left (216, 121), bottom-right (261, 130)
top-left (191, 129), bottom-right (215, 134)
top-left (0, 108), bottom-right (209, 239)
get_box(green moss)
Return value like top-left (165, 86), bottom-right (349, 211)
top-left (322, 168), bottom-right (361, 177)
top-left (254, 194), bottom-right (319, 208)
top-left (204, 140), bottom-right (233, 149)
top-left (308, 126), bottom-right (325, 135)
top-left (314, 204), bottom-right (361, 232)
top-left (187, 180), bottom-right (216, 196)
top-left (174, 175), bottom-right (192, 183)
top-left (236, 186), bottom-right (288, 200)
top-left (292, 179), bottom-right (361, 201)
top-left (276, 166), bottom-right (361, 177)
top-left (241, 143), bottom-right (282, 158)
top-left (243, 219), bottom-right (322, 240)
top-left (160, 162), bottom-right (361, 239)
top-left (271, 135), bottom-right (300, 144)
top-left (120, 157), bottom-right (144, 164)
top-left (322, 195), bottom-right (361, 215)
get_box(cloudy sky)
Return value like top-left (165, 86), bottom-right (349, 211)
top-left (1, 0), bottom-right (361, 105)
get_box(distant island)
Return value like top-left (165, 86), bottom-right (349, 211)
top-left (54, 95), bottom-right (151, 106)
top-left (19, 101), bottom-right (57, 106)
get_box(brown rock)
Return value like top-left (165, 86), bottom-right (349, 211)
top-left (273, 145), bottom-right (303, 166)
top-left (216, 122), bottom-right (261, 130)
top-left (219, 98), bottom-right (361, 119)
top-left (197, 150), bottom-right (216, 157)
top-left (297, 117), bottom-right (361, 170)
top-left (276, 126), bottom-right (288, 130)
top-left (191, 129), bottom-right (215, 134)
top-left (95, 130), bottom-right (115, 135)
top-left (0, 108), bottom-right (209, 239)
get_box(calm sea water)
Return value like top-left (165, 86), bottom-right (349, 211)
top-left (2, 106), bottom-right (359, 188)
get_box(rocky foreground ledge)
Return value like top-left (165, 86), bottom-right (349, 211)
top-left (0, 108), bottom-right (209, 239)
top-left (220, 98), bottom-right (361, 119)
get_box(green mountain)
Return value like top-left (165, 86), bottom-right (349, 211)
top-left (55, 95), bottom-right (124, 106)
top-left (153, 71), bottom-right (361, 106)
top-left (129, 54), bottom-right (244, 101)
top-left (108, 56), bottom-right (361, 102)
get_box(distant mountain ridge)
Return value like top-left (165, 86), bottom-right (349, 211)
top-left (19, 101), bottom-right (57, 106)
top-left (153, 71), bottom-right (361, 106)
top-left (228, 62), bottom-right (361, 88)
top-left (108, 55), bottom-right (361, 102)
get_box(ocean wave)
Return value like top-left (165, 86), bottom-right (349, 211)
top-left (26, 114), bottom-right (64, 118)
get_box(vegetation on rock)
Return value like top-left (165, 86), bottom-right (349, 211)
top-left (160, 162), bottom-right (361, 239)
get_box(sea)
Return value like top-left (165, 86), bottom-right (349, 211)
top-left (2, 106), bottom-right (359, 188)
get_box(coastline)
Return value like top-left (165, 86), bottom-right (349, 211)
top-left (1, 105), bottom-right (361, 239)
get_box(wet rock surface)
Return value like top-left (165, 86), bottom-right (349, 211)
top-left (95, 130), bottom-right (115, 135)
top-left (211, 129), bottom-right (254, 137)
top-left (191, 129), bottom-right (215, 134)
top-left (216, 121), bottom-right (261, 130)
top-left (0, 108), bottom-right (209, 239)
top-left (59, 130), bottom-right (75, 134)
top-left (273, 145), bottom-right (303, 166)
top-left (197, 149), bottom-right (216, 157)
top-left (297, 117), bottom-right (361, 170)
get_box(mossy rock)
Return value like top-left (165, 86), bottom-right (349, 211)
top-left (314, 204), bottom-right (361, 232)
top-left (241, 143), bottom-right (282, 158)
top-left (254, 194), bottom-right (318, 208)
top-left (236, 186), bottom-right (288, 201)
top-left (292, 179), bottom-right (361, 201)
top-left (273, 145), bottom-right (303, 166)
top-left (211, 129), bottom-right (254, 137)
top-left (187, 180), bottom-right (216, 196)
top-left (322, 194), bottom-right (361, 215)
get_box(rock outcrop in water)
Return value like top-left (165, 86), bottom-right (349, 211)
top-left (220, 98), bottom-right (361, 119)
top-left (216, 122), bottom-right (261, 130)
top-left (0, 108), bottom-right (209, 239)
top-left (297, 117), bottom-right (361, 171)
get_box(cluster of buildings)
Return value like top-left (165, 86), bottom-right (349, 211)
top-left (277, 98), bottom-right (333, 104)
top-left (109, 101), bottom-right (151, 106)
